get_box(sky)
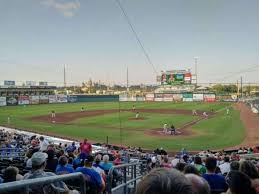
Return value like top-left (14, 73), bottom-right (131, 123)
top-left (0, 0), bottom-right (259, 86)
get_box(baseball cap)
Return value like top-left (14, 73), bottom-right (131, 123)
top-left (84, 155), bottom-right (94, 163)
top-left (31, 152), bottom-right (48, 166)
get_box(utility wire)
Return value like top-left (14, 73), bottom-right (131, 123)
top-left (114, 0), bottom-right (158, 75)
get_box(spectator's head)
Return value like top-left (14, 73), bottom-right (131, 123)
top-left (194, 156), bottom-right (202, 165)
top-left (239, 160), bottom-right (259, 179)
top-left (136, 168), bottom-right (192, 194)
top-left (3, 166), bottom-right (20, 183)
top-left (31, 152), bottom-right (48, 170)
top-left (83, 139), bottom-right (87, 143)
top-left (183, 165), bottom-right (200, 175)
top-left (103, 155), bottom-right (110, 163)
top-left (59, 156), bottom-right (68, 167)
top-left (163, 157), bottom-right (169, 163)
top-left (175, 162), bottom-right (186, 172)
top-left (95, 154), bottom-right (102, 165)
top-left (185, 174), bottom-right (210, 194)
top-left (205, 157), bottom-right (217, 173)
top-left (224, 156), bottom-right (230, 163)
top-left (39, 136), bottom-right (44, 142)
top-left (230, 161), bottom-right (240, 171)
top-left (68, 157), bottom-right (73, 165)
top-left (72, 142), bottom-right (75, 146)
top-left (227, 171), bottom-right (256, 194)
top-left (84, 155), bottom-right (94, 167)
top-left (46, 149), bottom-right (55, 160)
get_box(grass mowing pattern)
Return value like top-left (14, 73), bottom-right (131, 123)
top-left (0, 102), bottom-right (245, 150)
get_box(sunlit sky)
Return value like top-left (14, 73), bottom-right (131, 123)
top-left (1, 0), bottom-right (259, 86)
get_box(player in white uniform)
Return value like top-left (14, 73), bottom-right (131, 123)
top-left (226, 108), bottom-right (230, 115)
top-left (7, 117), bottom-right (10, 125)
top-left (135, 112), bottom-right (139, 119)
top-left (163, 123), bottom-right (168, 134)
top-left (132, 105), bottom-right (136, 111)
top-left (192, 109), bottom-right (198, 116)
top-left (51, 110), bottom-right (56, 118)
top-left (203, 111), bottom-right (208, 117)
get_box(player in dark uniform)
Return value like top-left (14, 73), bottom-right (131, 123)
top-left (171, 124), bottom-right (176, 135)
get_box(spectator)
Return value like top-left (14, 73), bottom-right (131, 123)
top-left (135, 168), bottom-right (193, 194)
top-left (67, 157), bottom-right (74, 169)
top-left (230, 161), bottom-right (240, 171)
top-left (175, 162), bottom-right (186, 172)
top-left (202, 157), bottom-right (228, 194)
top-left (24, 152), bottom-right (77, 194)
top-left (100, 155), bottom-right (113, 174)
top-left (55, 156), bottom-right (74, 175)
top-left (66, 142), bottom-right (77, 153)
top-left (194, 156), bottom-right (206, 175)
top-left (239, 160), bottom-right (259, 180)
top-left (93, 154), bottom-right (105, 174)
top-left (226, 171), bottom-right (256, 194)
top-left (184, 165), bottom-right (200, 176)
top-left (3, 166), bottom-right (23, 183)
top-left (219, 156), bottom-right (230, 175)
top-left (113, 153), bottom-right (122, 165)
top-left (80, 138), bottom-right (92, 156)
top-left (162, 157), bottom-right (172, 168)
top-left (185, 174), bottom-right (210, 194)
top-left (75, 155), bottom-right (105, 193)
top-left (39, 136), bottom-right (49, 151)
top-left (45, 149), bottom-right (58, 172)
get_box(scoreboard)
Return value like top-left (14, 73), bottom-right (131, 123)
top-left (159, 70), bottom-right (192, 85)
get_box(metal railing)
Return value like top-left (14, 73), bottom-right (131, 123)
top-left (0, 172), bottom-right (86, 194)
top-left (107, 162), bottom-right (145, 194)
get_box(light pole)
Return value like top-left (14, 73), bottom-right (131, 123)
top-left (194, 57), bottom-right (199, 87)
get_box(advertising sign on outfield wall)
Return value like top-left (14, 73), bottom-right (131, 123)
top-left (183, 98), bottom-right (193, 102)
top-left (127, 96), bottom-right (137, 102)
top-left (39, 95), bottom-right (49, 104)
top-left (193, 94), bottom-right (204, 102)
top-left (204, 94), bottom-right (216, 102)
top-left (0, 97), bottom-right (7, 106)
top-left (57, 95), bottom-right (68, 103)
top-left (49, 95), bottom-right (57, 103)
top-left (154, 98), bottom-right (163, 102)
top-left (172, 94), bottom-right (183, 102)
top-left (6, 96), bottom-right (18, 106)
top-left (163, 94), bottom-right (173, 102)
top-left (18, 96), bottom-right (30, 105)
top-left (145, 93), bottom-right (154, 101)
top-left (68, 95), bottom-right (78, 103)
top-left (30, 96), bottom-right (40, 104)
top-left (136, 96), bottom-right (145, 101)
top-left (119, 95), bottom-right (128, 102)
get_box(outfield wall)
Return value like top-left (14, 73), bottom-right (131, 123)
top-left (0, 95), bottom-right (119, 107)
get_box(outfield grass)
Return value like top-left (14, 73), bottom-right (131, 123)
top-left (0, 102), bottom-right (245, 150)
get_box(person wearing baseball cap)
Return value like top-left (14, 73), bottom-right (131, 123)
top-left (24, 152), bottom-right (78, 194)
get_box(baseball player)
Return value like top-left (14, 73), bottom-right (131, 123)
top-left (135, 111), bottom-right (139, 119)
top-left (132, 105), bottom-right (136, 111)
top-left (226, 108), bottom-right (230, 115)
top-left (163, 123), bottom-right (168, 134)
top-left (81, 107), bottom-right (84, 112)
top-left (7, 117), bottom-right (10, 125)
top-left (170, 124), bottom-right (176, 135)
top-left (203, 111), bottom-right (208, 117)
top-left (51, 110), bottom-right (56, 118)
top-left (192, 109), bottom-right (198, 116)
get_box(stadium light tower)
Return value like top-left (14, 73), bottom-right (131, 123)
top-left (194, 56), bottom-right (199, 86)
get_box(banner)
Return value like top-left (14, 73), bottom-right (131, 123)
top-left (155, 93), bottom-right (163, 98)
top-left (172, 94), bottom-right (183, 102)
top-left (49, 95), bottom-right (57, 103)
top-left (182, 93), bottom-right (193, 98)
top-left (4, 80), bottom-right (15, 86)
top-left (154, 98), bottom-right (163, 102)
top-left (18, 96), bottom-right (30, 105)
top-left (204, 94), bottom-right (216, 102)
top-left (39, 81), bottom-right (48, 86)
top-left (193, 94), bottom-right (204, 102)
top-left (39, 95), bottom-right (49, 104)
top-left (57, 95), bottom-right (68, 103)
top-left (136, 96), bottom-right (145, 101)
top-left (68, 95), bottom-right (78, 103)
top-left (163, 94), bottom-right (173, 102)
top-left (30, 96), bottom-right (40, 104)
top-left (119, 95), bottom-right (128, 102)
top-left (0, 97), bottom-right (6, 106)
top-left (26, 81), bottom-right (37, 86)
top-left (127, 96), bottom-right (137, 102)
top-left (183, 98), bottom-right (193, 102)
top-left (6, 96), bottom-right (18, 106)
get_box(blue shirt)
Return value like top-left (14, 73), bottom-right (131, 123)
top-left (202, 173), bottom-right (228, 193)
top-left (55, 165), bottom-right (74, 175)
top-left (100, 162), bottom-right (113, 171)
top-left (75, 167), bottom-right (102, 188)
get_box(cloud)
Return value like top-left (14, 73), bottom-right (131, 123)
top-left (41, 0), bottom-right (80, 18)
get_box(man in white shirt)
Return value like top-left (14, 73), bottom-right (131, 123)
top-left (39, 136), bottom-right (49, 151)
top-left (219, 156), bottom-right (230, 175)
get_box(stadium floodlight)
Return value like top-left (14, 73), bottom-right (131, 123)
top-left (194, 57), bottom-right (200, 86)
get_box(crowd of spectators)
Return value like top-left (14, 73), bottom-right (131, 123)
top-left (2, 128), bottom-right (259, 194)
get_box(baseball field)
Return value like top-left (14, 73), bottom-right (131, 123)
top-left (0, 102), bottom-right (251, 151)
